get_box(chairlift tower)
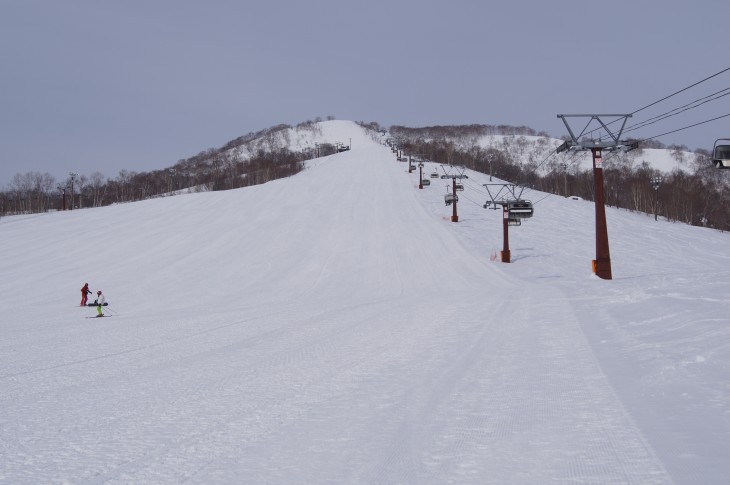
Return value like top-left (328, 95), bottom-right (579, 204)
top-left (441, 165), bottom-right (466, 222)
top-left (451, 177), bottom-right (458, 222)
top-left (69, 172), bottom-right (78, 211)
top-left (483, 183), bottom-right (533, 263)
top-left (556, 114), bottom-right (638, 280)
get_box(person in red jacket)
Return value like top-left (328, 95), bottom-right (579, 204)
top-left (80, 283), bottom-right (91, 306)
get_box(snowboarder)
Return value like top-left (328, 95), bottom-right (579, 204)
top-left (80, 283), bottom-right (92, 306)
top-left (94, 290), bottom-right (106, 317)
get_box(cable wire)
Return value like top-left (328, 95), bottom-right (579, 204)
top-left (459, 192), bottom-right (486, 208)
top-left (643, 113), bottom-right (730, 141)
top-left (532, 192), bottom-right (554, 205)
top-left (630, 66), bottom-right (730, 116)
top-left (584, 66), bottom-right (730, 140)
top-left (623, 87), bottom-right (730, 134)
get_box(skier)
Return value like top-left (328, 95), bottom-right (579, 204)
top-left (80, 283), bottom-right (92, 306)
top-left (94, 290), bottom-right (106, 317)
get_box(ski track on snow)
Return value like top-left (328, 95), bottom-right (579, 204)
top-left (2, 121), bottom-right (728, 484)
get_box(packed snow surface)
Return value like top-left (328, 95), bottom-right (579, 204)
top-left (1, 121), bottom-right (729, 484)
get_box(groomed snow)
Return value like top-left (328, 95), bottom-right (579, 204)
top-left (1, 120), bottom-right (728, 484)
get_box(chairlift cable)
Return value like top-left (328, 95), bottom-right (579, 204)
top-left (532, 192), bottom-right (554, 205)
top-left (584, 66), bottom-right (730, 140)
top-left (520, 186), bottom-right (539, 197)
top-left (643, 113), bottom-right (730, 141)
top-left (605, 89), bottom-right (730, 142)
top-left (460, 193), bottom-right (484, 207)
top-left (622, 87), bottom-right (730, 133)
top-left (535, 138), bottom-right (577, 172)
top-left (462, 179), bottom-right (489, 194)
top-left (630, 66), bottom-right (730, 117)
top-left (564, 150), bottom-right (586, 168)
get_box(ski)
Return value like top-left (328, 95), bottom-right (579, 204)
top-left (85, 315), bottom-right (112, 319)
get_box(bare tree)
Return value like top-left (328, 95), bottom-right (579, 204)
top-left (75, 174), bottom-right (88, 209)
top-left (11, 172), bottom-right (33, 213)
top-left (88, 172), bottom-right (105, 207)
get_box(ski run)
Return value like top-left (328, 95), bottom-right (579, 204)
top-left (1, 120), bottom-right (729, 484)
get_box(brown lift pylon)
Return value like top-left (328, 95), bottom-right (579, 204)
top-left (483, 184), bottom-right (532, 263)
top-left (556, 114), bottom-right (638, 280)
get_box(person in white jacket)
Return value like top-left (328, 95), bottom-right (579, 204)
top-left (95, 290), bottom-right (106, 317)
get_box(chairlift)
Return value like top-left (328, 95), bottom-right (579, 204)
top-left (421, 178), bottom-right (431, 186)
top-left (712, 139), bottom-right (730, 169)
top-left (507, 217), bottom-right (522, 227)
top-left (455, 183), bottom-right (464, 191)
top-left (444, 193), bottom-right (458, 206)
top-left (430, 171), bottom-right (439, 178)
top-left (507, 200), bottom-right (533, 219)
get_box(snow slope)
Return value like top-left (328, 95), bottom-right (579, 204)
top-left (433, 133), bottom-right (696, 175)
top-left (1, 120), bottom-right (728, 484)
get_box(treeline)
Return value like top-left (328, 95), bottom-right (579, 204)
top-left (6, 119), bottom-right (725, 230)
top-left (0, 123), bottom-right (332, 215)
top-left (390, 125), bottom-right (730, 231)
top-left (390, 123), bottom-right (551, 140)
top-left (534, 150), bottom-right (728, 229)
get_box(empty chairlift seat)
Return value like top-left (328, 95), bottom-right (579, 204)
top-left (445, 193), bottom-right (458, 206)
top-left (713, 139), bottom-right (730, 169)
top-left (507, 200), bottom-right (533, 218)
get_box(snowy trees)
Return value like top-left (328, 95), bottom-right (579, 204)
top-left (0, 150), bottom-right (306, 214)
top-left (390, 124), bottom-right (730, 231)
top-left (5, 171), bottom-right (56, 214)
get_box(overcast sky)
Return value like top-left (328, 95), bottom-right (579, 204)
top-left (1, 0), bottom-right (728, 186)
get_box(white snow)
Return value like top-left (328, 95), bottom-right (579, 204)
top-left (395, 132), bottom-right (697, 177)
top-left (1, 120), bottom-right (728, 484)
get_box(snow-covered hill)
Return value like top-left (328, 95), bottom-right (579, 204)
top-left (1, 120), bottom-right (728, 484)
top-left (394, 131), bottom-right (698, 176)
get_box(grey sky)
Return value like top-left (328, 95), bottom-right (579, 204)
top-left (1, 0), bottom-right (728, 186)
